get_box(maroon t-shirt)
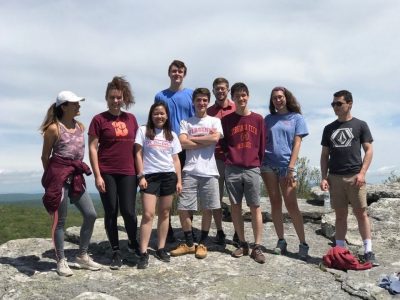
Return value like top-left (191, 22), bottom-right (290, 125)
top-left (207, 100), bottom-right (236, 161)
top-left (221, 112), bottom-right (266, 168)
top-left (88, 111), bottom-right (138, 175)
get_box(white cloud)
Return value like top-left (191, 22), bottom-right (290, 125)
top-left (0, 0), bottom-right (399, 192)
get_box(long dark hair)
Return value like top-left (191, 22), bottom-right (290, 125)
top-left (269, 86), bottom-right (302, 114)
top-left (146, 101), bottom-right (173, 141)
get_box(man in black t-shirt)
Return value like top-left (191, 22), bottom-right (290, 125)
top-left (320, 90), bottom-right (378, 266)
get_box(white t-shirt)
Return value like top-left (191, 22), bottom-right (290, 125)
top-left (179, 115), bottom-right (223, 177)
top-left (135, 126), bottom-right (182, 174)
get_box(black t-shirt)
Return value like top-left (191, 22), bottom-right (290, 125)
top-left (321, 117), bottom-right (373, 175)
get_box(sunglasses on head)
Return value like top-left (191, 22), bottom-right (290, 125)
top-left (331, 101), bottom-right (346, 107)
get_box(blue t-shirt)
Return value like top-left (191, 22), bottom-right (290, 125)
top-left (263, 112), bottom-right (308, 168)
top-left (154, 88), bottom-right (194, 134)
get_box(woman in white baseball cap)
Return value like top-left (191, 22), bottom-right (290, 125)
top-left (40, 91), bottom-right (101, 276)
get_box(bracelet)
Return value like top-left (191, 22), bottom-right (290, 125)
top-left (287, 167), bottom-right (295, 172)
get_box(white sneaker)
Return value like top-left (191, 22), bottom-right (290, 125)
top-left (57, 258), bottom-right (74, 277)
top-left (75, 253), bottom-right (102, 271)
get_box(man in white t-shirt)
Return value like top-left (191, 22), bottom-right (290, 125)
top-left (170, 88), bottom-right (223, 259)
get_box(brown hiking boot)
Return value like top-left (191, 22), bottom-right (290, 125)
top-left (195, 244), bottom-right (207, 259)
top-left (170, 244), bottom-right (196, 257)
top-left (250, 246), bottom-right (266, 264)
top-left (231, 243), bottom-right (249, 258)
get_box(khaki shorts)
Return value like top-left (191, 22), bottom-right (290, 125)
top-left (328, 174), bottom-right (367, 209)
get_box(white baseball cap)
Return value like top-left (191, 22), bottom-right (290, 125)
top-left (56, 91), bottom-right (85, 107)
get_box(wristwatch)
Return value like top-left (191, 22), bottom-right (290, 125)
top-left (137, 173), bottom-right (145, 180)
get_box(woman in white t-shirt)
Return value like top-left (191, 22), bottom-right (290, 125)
top-left (134, 101), bottom-right (182, 269)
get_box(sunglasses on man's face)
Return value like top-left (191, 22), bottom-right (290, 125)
top-left (331, 101), bottom-right (346, 107)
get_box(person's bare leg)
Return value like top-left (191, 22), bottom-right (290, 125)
top-left (139, 193), bottom-right (157, 253)
top-left (157, 195), bottom-right (173, 249)
top-left (262, 172), bottom-right (284, 239)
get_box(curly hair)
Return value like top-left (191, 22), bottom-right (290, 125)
top-left (105, 76), bottom-right (135, 109)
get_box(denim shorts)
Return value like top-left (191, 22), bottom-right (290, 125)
top-left (260, 164), bottom-right (297, 180)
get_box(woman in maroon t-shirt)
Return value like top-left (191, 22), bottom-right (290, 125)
top-left (88, 76), bottom-right (139, 270)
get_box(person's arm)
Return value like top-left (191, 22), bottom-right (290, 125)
top-left (355, 142), bottom-right (373, 187)
top-left (134, 143), bottom-right (147, 190)
top-left (172, 153), bottom-right (182, 194)
top-left (189, 131), bottom-right (220, 145)
top-left (41, 124), bottom-right (58, 170)
top-left (88, 135), bottom-right (106, 193)
top-left (286, 135), bottom-right (302, 186)
top-left (179, 133), bottom-right (205, 150)
top-left (320, 146), bottom-right (330, 191)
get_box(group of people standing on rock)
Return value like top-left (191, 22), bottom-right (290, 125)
top-left (40, 59), bottom-right (378, 276)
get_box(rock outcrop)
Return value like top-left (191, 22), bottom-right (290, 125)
top-left (1, 183), bottom-right (399, 299)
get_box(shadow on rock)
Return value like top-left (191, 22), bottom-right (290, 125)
top-left (0, 255), bottom-right (54, 276)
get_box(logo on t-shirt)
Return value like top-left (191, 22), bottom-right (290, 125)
top-left (330, 128), bottom-right (354, 147)
top-left (112, 121), bottom-right (128, 137)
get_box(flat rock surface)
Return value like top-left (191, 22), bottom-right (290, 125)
top-left (1, 196), bottom-right (399, 299)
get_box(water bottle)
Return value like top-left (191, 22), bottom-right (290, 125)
top-left (323, 191), bottom-right (331, 211)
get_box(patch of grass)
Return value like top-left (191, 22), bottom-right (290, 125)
top-left (0, 202), bottom-right (104, 245)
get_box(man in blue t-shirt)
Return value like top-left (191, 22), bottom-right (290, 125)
top-left (320, 90), bottom-right (378, 266)
top-left (155, 60), bottom-right (194, 136)
top-left (155, 60), bottom-right (195, 242)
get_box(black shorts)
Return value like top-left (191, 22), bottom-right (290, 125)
top-left (141, 172), bottom-right (177, 197)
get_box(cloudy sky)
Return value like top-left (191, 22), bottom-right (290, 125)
top-left (1, 1), bottom-right (399, 193)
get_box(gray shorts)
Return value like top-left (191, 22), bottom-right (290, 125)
top-left (225, 165), bottom-right (261, 206)
top-left (178, 173), bottom-right (221, 211)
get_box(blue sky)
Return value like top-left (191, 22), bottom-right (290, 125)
top-left (0, 1), bottom-right (399, 193)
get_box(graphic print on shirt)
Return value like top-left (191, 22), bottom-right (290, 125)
top-left (330, 128), bottom-right (354, 148)
top-left (188, 127), bottom-right (215, 136)
top-left (231, 124), bottom-right (258, 149)
top-left (112, 121), bottom-right (128, 137)
top-left (144, 139), bottom-right (172, 153)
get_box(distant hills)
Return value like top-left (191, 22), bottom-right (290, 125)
top-left (0, 193), bottom-right (101, 203)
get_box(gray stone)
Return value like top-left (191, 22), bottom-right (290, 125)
top-left (1, 187), bottom-right (399, 299)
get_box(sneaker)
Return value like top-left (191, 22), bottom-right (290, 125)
top-left (127, 241), bottom-right (141, 258)
top-left (231, 242), bottom-right (249, 258)
top-left (364, 251), bottom-right (380, 267)
top-left (170, 244), bottom-right (196, 257)
top-left (232, 232), bottom-right (240, 247)
top-left (298, 243), bottom-right (309, 261)
top-left (57, 258), bottom-right (74, 277)
top-left (215, 231), bottom-right (226, 246)
top-left (137, 252), bottom-right (149, 269)
top-left (75, 254), bottom-right (102, 271)
top-left (273, 239), bottom-right (287, 255)
top-left (110, 250), bottom-right (122, 270)
top-left (250, 246), bottom-right (266, 264)
top-left (155, 248), bottom-right (170, 262)
top-left (195, 244), bottom-right (208, 259)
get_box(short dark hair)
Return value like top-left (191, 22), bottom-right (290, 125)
top-left (212, 77), bottom-right (229, 88)
top-left (333, 90), bottom-right (353, 103)
top-left (230, 82), bottom-right (249, 97)
top-left (168, 60), bottom-right (187, 75)
top-left (192, 88), bottom-right (211, 102)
